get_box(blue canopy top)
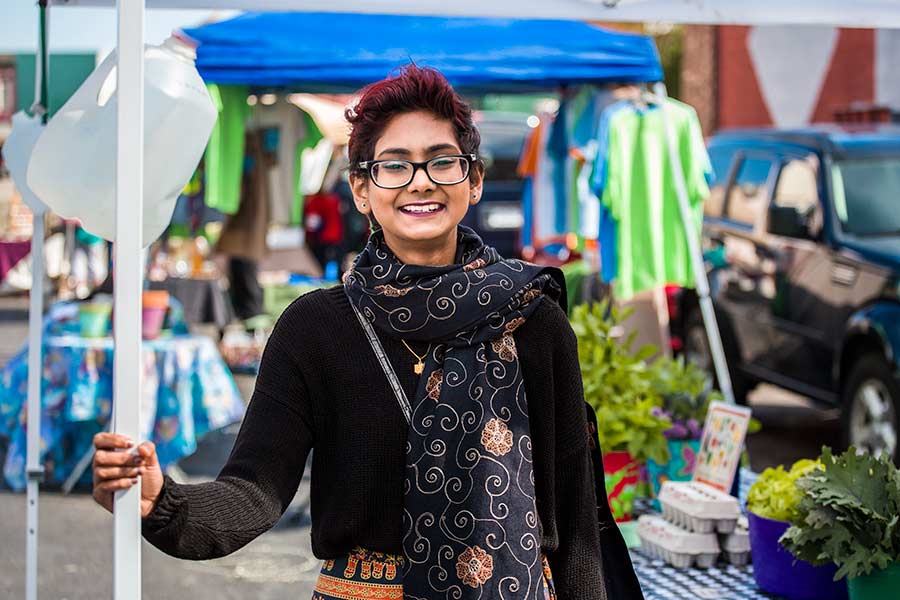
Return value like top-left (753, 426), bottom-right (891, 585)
top-left (183, 12), bottom-right (662, 93)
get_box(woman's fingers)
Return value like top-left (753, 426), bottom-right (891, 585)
top-left (93, 432), bottom-right (134, 451)
top-left (94, 449), bottom-right (142, 467)
top-left (94, 465), bottom-right (141, 481)
top-left (92, 477), bottom-right (139, 513)
top-left (95, 478), bottom-right (139, 492)
top-left (136, 441), bottom-right (159, 465)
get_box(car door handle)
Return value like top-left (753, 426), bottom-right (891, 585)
top-left (831, 263), bottom-right (858, 287)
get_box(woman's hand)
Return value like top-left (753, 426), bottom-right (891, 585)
top-left (92, 433), bottom-right (164, 518)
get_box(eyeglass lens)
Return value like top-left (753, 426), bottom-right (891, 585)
top-left (371, 156), bottom-right (470, 188)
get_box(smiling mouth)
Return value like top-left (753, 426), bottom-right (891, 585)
top-left (399, 203), bottom-right (445, 216)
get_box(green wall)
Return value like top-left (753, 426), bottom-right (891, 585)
top-left (15, 53), bottom-right (95, 117)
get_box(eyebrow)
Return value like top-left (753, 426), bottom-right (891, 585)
top-left (376, 143), bottom-right (460, 158)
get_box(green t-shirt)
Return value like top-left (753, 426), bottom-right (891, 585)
top-left (597, 99), bottom-right (709, 300)
top-left (204, 84), bottom-right (251, 216)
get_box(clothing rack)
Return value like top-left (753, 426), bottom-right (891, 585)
top-left (635, 83), bottom-right (735, 404)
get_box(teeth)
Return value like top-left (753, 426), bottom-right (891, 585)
top-left (401, 204), bottom-right (442, 214)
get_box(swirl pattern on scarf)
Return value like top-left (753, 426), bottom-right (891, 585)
top-left (344, 226), bottom-right (563, 600)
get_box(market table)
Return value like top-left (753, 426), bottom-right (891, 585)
top-left (148, 277), bottom-right (233, 329)
top-left (0, 304), bottom-right (245, 491)
top-left (628, 469), bottom-right (785, 600)
top-left (631, 548), bottom-right (779, 599)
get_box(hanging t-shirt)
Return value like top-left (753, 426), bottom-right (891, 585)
top-left (292, 110), bottom-right (326, 225)
top-left (592, 98), bottom-right (710, 299)
top-left (252, 101), bottom-right (308, 225)
top-left (204, 84), bottom-right (251, 215)
top-left (546, 99), bottom-right (570, 236)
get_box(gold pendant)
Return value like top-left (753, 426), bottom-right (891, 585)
top-left (414, 361), bottom-right (424, 375)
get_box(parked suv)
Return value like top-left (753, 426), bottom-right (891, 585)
top-left (675, 127), bottom-right (900, 462)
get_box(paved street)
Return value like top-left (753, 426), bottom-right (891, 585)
top-left (0, 293), bottom-right (842, 599)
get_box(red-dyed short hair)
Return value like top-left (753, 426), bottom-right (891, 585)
top-left (346, 64), bottom-right (481, 176)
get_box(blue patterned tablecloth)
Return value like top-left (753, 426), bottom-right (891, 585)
top-left (0, 304), bottom-right (245, 491)
top-left (631, 548), bottom-right (779, 600)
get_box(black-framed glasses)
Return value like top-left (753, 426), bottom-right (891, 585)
top-left (358, 154), bottom-right (477, 189)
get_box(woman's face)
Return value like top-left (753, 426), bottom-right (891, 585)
top-left (351, 110), bottom-right (482, 257)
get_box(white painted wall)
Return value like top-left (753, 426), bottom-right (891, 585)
top-left (876, 29), bottom-right (900, 110)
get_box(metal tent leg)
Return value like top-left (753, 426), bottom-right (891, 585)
top-left (112, 1), bottom-right (145, 599)
top-left (652, 82), bottom-right (735, 404)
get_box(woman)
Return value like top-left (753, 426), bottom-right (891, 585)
top-left (92, 65), bottom-right (642, 600)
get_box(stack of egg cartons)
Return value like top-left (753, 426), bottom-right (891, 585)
top-left (637, 481), bottom-right (750, 568)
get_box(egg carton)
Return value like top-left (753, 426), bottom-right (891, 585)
top-left (637, 514), bottom-right (720, 569)
top-left (718, 515), bottom-right (751, 566)
top-left (657, 481), bottom-right (741, 534)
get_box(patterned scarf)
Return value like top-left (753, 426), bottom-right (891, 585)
top-left (344, 226), bottom-right (563, 600)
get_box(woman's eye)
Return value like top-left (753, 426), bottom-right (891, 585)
top-left (430, 158), bottom-right (456, 169)
top-left (381, 162), bottom-right (409, 171)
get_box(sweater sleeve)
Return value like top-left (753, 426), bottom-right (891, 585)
top-left (544, 303), bottom-right (644, 600)
top-left (141, 311), bottom-right (315, 560)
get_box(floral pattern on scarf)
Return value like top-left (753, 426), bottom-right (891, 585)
top-left (344, 226), bottom-right (563, 600)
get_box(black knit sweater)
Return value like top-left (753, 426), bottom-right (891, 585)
top-left (141, 285), bottom-right (642, 600)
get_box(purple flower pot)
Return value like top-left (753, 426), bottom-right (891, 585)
top-left (748, 511), bottom-right (848, 600)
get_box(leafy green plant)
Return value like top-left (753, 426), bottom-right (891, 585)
top-left (781, 447), bottom-right (900, 580)
top-left (570, 301), bottom-right (671, 464)
top-left (649, 356), bottom-right (720, 440)
top-left (747, 458), bottom-right (822, 522)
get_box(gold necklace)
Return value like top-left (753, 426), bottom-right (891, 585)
top-left (401, 339), bottom-right (429, 375)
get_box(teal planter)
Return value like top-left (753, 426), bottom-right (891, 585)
top-left (647, 439), bottom-right (700, 508)
top-left (848, 562), bottom-right (900, 600)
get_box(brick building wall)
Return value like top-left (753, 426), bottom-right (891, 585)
top-left (682, 25), bottom-right (886, 133)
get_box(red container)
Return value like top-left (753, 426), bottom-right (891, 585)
top-left (603, 450), bottom-right (640, 522)
top-left (141, 290), bottom-right (169, 340)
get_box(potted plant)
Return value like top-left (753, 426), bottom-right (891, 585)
top-left (645, 356), bottom-right (718, 500)
top-left (571, 302), bottom-right (671, 521)
top-left (781, 447), bottom-right (900, 600)
top-left (746, 458), bottom-right (848, 600)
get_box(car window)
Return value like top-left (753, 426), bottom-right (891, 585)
top-left (475, 118), bottom-right (530, 182)
top-left (705, 146), bottom-right (737, 217)
top-left (726, 156), bottom-right (774, 227)
top-left (832, 157), bottom-right (900, 236)
top-left (770, 157), bottom-right (823, 238)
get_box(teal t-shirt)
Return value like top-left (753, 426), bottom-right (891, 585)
top-left (593, 99), bottom-right (710, 300)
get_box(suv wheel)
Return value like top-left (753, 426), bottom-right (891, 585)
top-left (842, 354), bottom-right (899, 463)
top-left (683, 309), bottom-right (752, 404)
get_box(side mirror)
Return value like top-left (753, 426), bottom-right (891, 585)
top-left (769, 205), bottom-right (810, 239)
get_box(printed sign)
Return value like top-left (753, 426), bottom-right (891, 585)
top-left (692, 401), bottom-right (752, 492)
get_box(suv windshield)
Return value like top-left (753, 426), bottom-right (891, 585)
top-left (832, 157), bottom-right (900, 236)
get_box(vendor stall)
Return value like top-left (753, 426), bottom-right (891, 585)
top-left (25, 2), bottom-right (900, 600)
top-left (0, 302), bottom-right (244, 492)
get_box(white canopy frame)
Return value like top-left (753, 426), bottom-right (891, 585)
top-left (49, 0), bottom-right (900, 29)
top-left (29, 2), bottom-right (898, 599)
top-left (25, 7), bottom-right (50, 600)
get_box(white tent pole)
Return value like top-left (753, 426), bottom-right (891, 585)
top-left (112, 0), bottom-right (144, 599)
top-left (25, 4), bottom-right (50, 599)
top-left (25, 218), bottom-right (45, 600)
top-left (652, 81), bottom-right (736, 404)
top-left (25, 213), bottom-right (45, 600)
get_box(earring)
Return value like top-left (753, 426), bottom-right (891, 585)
top-left (361, 203), bottom-right (367, 208)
